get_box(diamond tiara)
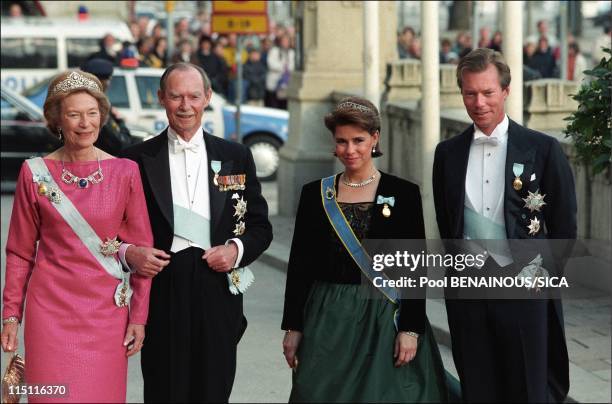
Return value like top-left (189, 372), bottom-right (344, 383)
top-left (51, 71), bottom-right (101, 95)
top-left (336, 101), bottom-right (373, 114)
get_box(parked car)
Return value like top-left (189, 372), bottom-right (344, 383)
top-left (1, 86), bottom-right (61, 192)
top-left (22, 67), bottom-right (289, 181)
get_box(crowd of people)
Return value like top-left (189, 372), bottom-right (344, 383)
top-left (397, 19), bottom-right (610, 83)
top-left (89, 12), bottom-right (296, 109)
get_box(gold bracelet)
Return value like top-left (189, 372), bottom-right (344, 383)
top-left (2, 316), bottom-right (19, 325)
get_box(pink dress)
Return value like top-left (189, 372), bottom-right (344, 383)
top-left (2, 158), bottom-right (153, 403)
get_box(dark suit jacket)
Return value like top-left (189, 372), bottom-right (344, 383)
top-left (282, 172), bottom-right (428, 334)
top-left (432, 119), bottom-right (577, 401)
top-left (433, 119), bottom-right (576, 241)
top-left (121, 128), bottom-right (272, 269)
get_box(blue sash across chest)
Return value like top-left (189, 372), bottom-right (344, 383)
top-left (320, 175), bottom-right (400, 327)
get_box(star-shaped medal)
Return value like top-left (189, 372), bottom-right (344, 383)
top-left (233, 196), bottom-right (247, 220)
top-left (100, 236), bottom-right (121, 257)
top-left (527, 217), bottom-right (541, 236)
top-left (522, 190), bottom-right (547, 213)
top-left (233, 221), bottom-right (246, 236)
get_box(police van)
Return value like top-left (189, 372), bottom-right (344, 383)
top-left (0, 18), bottom-right (133, 93)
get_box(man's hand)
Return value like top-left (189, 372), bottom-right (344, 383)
top-left (282, 330), bottom-right (302, 369)
top-left (1, 322), bottom-right (18, 352)
top-left (124, 323), bottom-right (145, 357)
top-left (394, 332), bottom-right (418, 367)
top-left (202, 243), bottom-right (238, 272)
top-left (125, 246), bottom-right (171, 277)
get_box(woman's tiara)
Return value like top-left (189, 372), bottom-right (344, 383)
top-left (51, 71), bottom-right (101, 95)
top-left (336, 101), bottom-right (373, 113)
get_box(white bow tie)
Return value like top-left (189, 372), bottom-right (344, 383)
top-left (473, 135), bottom-right (499, 146)
top-left (170, 140), bottom-right (200, 154)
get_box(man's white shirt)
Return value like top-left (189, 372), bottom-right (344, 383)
top-left (465, 114), bottom-right (512, 267)
top-left (167, 127), bottom-right (243, 266)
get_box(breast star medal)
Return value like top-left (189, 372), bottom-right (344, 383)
top-left (233, 220), bottom-right (246, 236)
top-left (527, 217), bottom-right (541, 236)
top-left (100, 236), bottom-right (121, 257)
top-left (522, 190), bottom-right (547, 213)
top-left (512, 163), bottom-right (524, 191)
top-left (232, 194), bottom-right (247, 221)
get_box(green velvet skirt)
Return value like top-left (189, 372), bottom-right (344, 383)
top-left (290, 282), bottom-right (448, 403)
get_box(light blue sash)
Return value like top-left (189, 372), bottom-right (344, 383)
top-left (174, 204), bottom-right (254, 295)
top-left (173, 204), bottom-right (211, 248)
top-left (320, 175), bottom-right (400, 327)
top-left (463, 206), bottom-right (507, 240)
top-left (26, 157), bottom-right (131, 307)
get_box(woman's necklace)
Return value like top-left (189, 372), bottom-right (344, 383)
top-left (60, 148), bottom-right (104, 189)
top-left (342, 170), bottom-right (378, 188)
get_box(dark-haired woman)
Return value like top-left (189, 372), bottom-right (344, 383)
top-left (281, 97), bottom-right (447, 402)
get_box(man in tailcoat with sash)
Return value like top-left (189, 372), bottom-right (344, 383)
top-left (432, 48), bottom-right (576, 402)
top-left (120, 63), bottom-right (272, 402)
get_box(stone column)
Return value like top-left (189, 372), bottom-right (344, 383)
top-left (559, 1), bottom-right (569, 80)
top-left (364, 1), bottom-right (380, 107)
top-left (278, 1), bottom-right (397, 216)
top-left (502, 1), bottom-right (523, 123)
top-left (471, 1), bottom-right (479, 51)
top-left (420, 1), bottom-right (440, 238)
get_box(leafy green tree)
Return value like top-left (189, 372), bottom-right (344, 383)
top-left (564, 48), bottom-right (611, 237)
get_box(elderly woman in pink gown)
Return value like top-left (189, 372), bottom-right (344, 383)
top-left (1, 70), bottom-right (165, 403)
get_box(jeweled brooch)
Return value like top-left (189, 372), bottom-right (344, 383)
top-left (100, 236), bottom-right (121, 256)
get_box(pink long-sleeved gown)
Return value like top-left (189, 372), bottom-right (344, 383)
top-left (3, 158), bottom-right (153, 403)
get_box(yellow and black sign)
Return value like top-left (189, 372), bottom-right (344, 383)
top-left (211, 1), bottom-right (268, 34)
top-left (211, 14), bottom-right (268, 34)
top-left (212, 1), bottom-right (266, 14)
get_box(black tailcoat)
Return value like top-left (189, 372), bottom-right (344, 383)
top-left (432, 119), bottom-right (576, 402)
top-left (121, 129), bottom-right (272, 402)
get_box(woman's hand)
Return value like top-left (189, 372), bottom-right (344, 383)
top-left (124, 324), bottom-right (145, 357)
top-left (282, 330), bottom-right (303, 369)
top-left (394, 332), bottom-right (418, 367)
top-left (1, 322), bottom-right (19, 352)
